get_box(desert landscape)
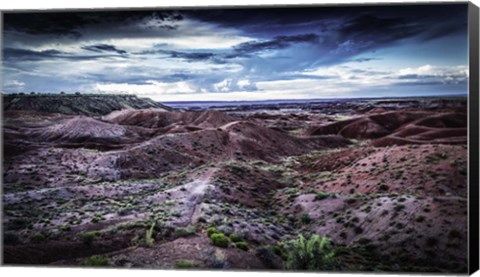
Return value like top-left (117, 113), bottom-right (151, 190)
top-left (2, 93), bottom-right (468, 272)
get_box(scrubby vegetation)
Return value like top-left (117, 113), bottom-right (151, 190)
top-left (284, 235), bottom-right (336, 271)
top-left (79, 255), bottom-right (109, 266)
top-left (210, 233), bottom-right (229, 248)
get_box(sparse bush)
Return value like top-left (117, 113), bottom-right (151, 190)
top-left (173, 225), bottom-right (196, 238)
top-left (31, 232), bottom-right (47, 243)
top-left (345, 198), bottom-right (356, 204)
top-left (207, 227), bottom-right (219, 237)
top-left (256, 246), bottom-right (276, 268)
top-left (80, 231), bottom-right (100, 245)
top-left (175, 260), bottom-right (193, 269)
top-left (210, 233), bottom-right (229, 248)
top-left (357, 238), bottom-right (371, 245)
top-left (235, 241), bottom-right (249, 251)
top-left (448, 229), bottom-right (462, 239)
top-left (315, 192), bottom-right (329, 201)
top-left (379, 183), bottom-right (389, 191)
top-left (58, 224), bottom-right (71, 232)
top-left (301, 213), bottom-right (311, 224)
top-left (284, 234), bottom-right (336, 271)
top-left (91, 214), bottom-right (103, 223)
top-left (79, 255), bottom-right (109, 266)
top-left (229, 233), bottom-right (241, 243)
top-left (415, 216), bottom-right (426, 223)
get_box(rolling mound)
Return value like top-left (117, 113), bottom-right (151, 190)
top-left (103, 109), bottom-right (235, 129)
top-left (306, 111), bottom-right (428, 139)
top-left (109, 121), bottom-right (351, 179)
top-left (306, 111), bottom-right (467, 146)
top-left (2, 94), bottom-right (171, 116)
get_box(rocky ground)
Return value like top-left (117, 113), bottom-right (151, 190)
top-left (1, 95), bottom-right (468, 273)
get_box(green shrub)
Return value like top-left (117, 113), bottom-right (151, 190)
top-left (210, 233), bottom-right (229, 248)
top-left (301, 213), bottom-right (311, 224)
top-left (235, 241), bottom-right (249, 251)
top-left (31, 232), bottom-right (47, 243)
top-left (91, 215), bottom-right (103, 223)
top-left (175, 260), bottom-right (193, 269)
top-left (379, 184), bottom-right (389, 191)
top-left (345, 198), bottom-right (357, 204)
top-left (315, 192), bottom-right (329, 201)
top-left (229, 233), bottom-right (241, 243)
top-left (79, 255), bottom-right (109, 266)
top-left (415, 216), bottom-right (426, 222)
top-left (284, 234), bottom-right (336, 271)
top-left (207, 227), bottom-right (219, 237)
top-left (80, 231), bottom-right (100, 245)
top-left (58, 224), bottom-right (71, 232)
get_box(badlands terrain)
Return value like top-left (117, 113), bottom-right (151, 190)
top-left (2, 94), bottom-right (468, 272)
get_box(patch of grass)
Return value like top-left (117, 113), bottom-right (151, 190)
top-left (79, 255), bottom-right (109, 266)
top-left (210, 233), bottom-right (229, 248)
top-left (173, 225), bottom-right (197, 238)
top-left (144, 222), bottom-right (155, 247)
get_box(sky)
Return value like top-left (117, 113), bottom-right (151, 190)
top-left (1, 4), bottom-right (469, 101)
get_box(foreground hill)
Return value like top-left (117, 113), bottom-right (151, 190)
top-left (2, 94), bottom-right (171, 116)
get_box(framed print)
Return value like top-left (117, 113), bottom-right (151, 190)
top-left (1, 1), bottom-right (479, 275)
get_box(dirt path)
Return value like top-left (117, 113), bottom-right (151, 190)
top-left (182, 167), bottom-right (218, 224)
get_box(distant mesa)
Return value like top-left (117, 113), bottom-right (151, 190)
top-left (2, 93), bottom-right (172, 116)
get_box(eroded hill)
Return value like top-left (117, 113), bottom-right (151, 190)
top-left (2, 97), bottom-right (468, 273)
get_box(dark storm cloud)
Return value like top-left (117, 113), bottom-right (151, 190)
top-left (82, 44), bottom-right (127, 55)
top-left (139, 49), bottom-right (215, 61)
top-left (339, 15), bottom-right (422, 42)
top-left (3, 10), bottom-right (183, 37)
top-left (3, 48), bottom-right (66, 60)
top-left (138, 33), bottom-right (320, 64)
top-left (166, 51), bottom-right (215, 61)
top-left (2, 47), bottom-right (122, 62)
top-left (234, 33), bottom-right (319, 53)
top-left (352, 57), bottom-right (382, 63)
top-left (184, 4), bottom-right (467, 37)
